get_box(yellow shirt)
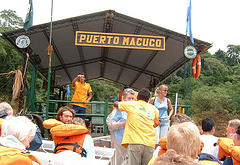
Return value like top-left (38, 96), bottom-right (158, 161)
top-left (119, 100), bottom-right (159, 148)
top-left (71, 81), bottom-right (92, 108)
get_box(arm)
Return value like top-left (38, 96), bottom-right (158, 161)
top-left (167, 98), bottom-right (174, 121)
top-left (153, 108), bottom-right (160, 128)
top-left (82, 134), bottom-right (95, 159)
top-left (114, 101), bottom-right (119, 108)
top-left (111, 121), bottom-right (126, 128)
top-left (71, 75), bottom-right (79, 87)
top-left (85, 92), bottom-right (92, 104)
top-left (149, 97), bottom-right (155, 105)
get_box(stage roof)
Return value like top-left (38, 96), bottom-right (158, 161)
top-left (3, 10), bottom-right (210, 89)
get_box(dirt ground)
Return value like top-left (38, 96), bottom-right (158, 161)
top-left (191, 111), bottom-right (231, 137)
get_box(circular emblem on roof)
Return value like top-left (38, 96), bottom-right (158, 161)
top-left (184, 45), bottom-right (197, 59)
top-left (15, 35), bottom-right (30, 49)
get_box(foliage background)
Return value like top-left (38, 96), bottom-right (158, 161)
top-left (0, 10), bottom-right (239, 135)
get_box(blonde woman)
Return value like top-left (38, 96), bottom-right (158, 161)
top-left (149, 85), bottom-right (173, 145)
top-left (153, 122), bottom-right (201, 165)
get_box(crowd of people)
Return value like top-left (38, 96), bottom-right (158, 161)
top-left (107, 85), bottom-right (240, 165)
top-left (1, 73), bottom-right (240, 165)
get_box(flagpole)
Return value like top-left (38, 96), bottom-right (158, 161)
top-left (46, 0), bottom-right (54, 121)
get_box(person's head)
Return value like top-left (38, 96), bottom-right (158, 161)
top-left (123, 86), bottom-right (129, 91)
top-left (56, 106), bottom-right (75, 124)
top-left (201, 118), bottom-right (216, 134)
top-left (154, 85), bottom-right (168, 97)
top-left (167, 122), bottom-right (201, 159)
top-left (122, 88), bottom-right (135, 101)
top-left (170, 114), bottom-right (194, 126)
top-left (153, 149), bottom-right (199, 165)
top-left (1, 116), bottom-right (37, 148)
top-left (72, 117), bottom-right (86, 128)
top-left (77, 73), bottom-right (86, 83)
top-left (234, 126), bottom-right (240, 146)
top-left (227, 119), bottom-right (240, 138)
top-left (0, 102), bottom-right (13, 118)
top-left (137, 88), bottom-right (151, 102)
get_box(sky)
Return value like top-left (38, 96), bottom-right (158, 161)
top-left (1, 0), bottom-right (240, 54)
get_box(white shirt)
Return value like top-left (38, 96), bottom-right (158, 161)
top-left (200, 134), bottom-right (219, 158)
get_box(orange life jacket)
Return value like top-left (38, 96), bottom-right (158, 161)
top-left (158, 137), bottom-right (167, 156)
top-left (43, 118), bottom-right (64, 129)
top-left (217, 137), bottom-right (234, 160)
top-left (118, 91), bottom-right (123, 101)
top-left (157, 137), bottom-right (204, 156)
top-left (231, 146), bottom-right (240, 165)
top-left (0, 145), bottom-right (41, 165)
top-left (50, 124), bottom-right (89, 157)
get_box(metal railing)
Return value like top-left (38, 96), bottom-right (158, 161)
top-left (31, 100), bottom-right (191, 138)
top-left (33, 100), bottom-right (113, 137)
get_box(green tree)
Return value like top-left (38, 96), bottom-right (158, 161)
top-left (227, 45), bottom-right (240, 64)
top-left (89, 79), bottom-right (122, 102)
top-left (0, 10), bottom-right (23, 31)
top-left (0, 10), bottom-right (24, 102)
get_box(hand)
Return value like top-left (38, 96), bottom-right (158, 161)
top-left (85, 100), bottom-right (89, 104)
top-left (167, 117), bottom-right (171, 123)
top-left (108, 122), bottom-right (121, 129)
top-left (114, 101), bottom-right (119, 107)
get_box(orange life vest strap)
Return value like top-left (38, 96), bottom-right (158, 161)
top-left (54, 142), bottom-right (87, 157)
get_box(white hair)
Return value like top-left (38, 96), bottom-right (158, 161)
top-left (1, 116), bottom-right (37, 142)
top-left (122, 88), bottom-right (135, 98)
top-left (0, 102), bottom-right (13, 116)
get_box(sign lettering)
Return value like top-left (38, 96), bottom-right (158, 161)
top-left (75, 31), bottom-right (165, 51)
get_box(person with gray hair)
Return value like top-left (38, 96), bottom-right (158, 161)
top-left (0, 102), bottom-right (42, 151)
top-left (107, 88), bottom-right (135, 165)
top-left (0, 102), bottom-right (13, 118)
top-left (0, 116), bottom-right (41, 164)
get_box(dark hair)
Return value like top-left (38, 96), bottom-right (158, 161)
top-left (201, 118), bottom-right (215, 132)
top-left (236, 126), bottom-right (240, 135)
top-left (78, 73), bottom-right (85, 77)
top-left (56, 106), bottom-right (76, 121)
top-left (137, 88), bottom-right (151, 102)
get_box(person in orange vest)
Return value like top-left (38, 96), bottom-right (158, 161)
top-left (71, 73), bottom-right (92, 119)
top-left (56, 106), bottom-right (76, 124)
top-left (0, 116), bottom-right (41, 165)
top-left (151, 114), bottom-right (194, 158)
top-left (226, 119), bottom-right (240, 139)
top-left (43, 107), bottom-right (95, 159)
top-left (153, 122), bottom-right (201, 165)
top-left (223, 126), bottom-right (240, 165)
top-left (0, 102), bottom-right (42, 151)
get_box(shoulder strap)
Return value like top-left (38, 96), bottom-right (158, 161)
top-left (55, 142), bottom-right (87, 157)
top-left (149, 97), bottom-right (156, 105)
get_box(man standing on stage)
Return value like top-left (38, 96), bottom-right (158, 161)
top-left (71, 73), bottom-right (92, 119)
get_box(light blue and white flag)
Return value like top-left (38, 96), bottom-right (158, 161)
top-left (66, 84), bottom-right (70, 99)
top-left (186, 0), bottom-right (194, 44)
